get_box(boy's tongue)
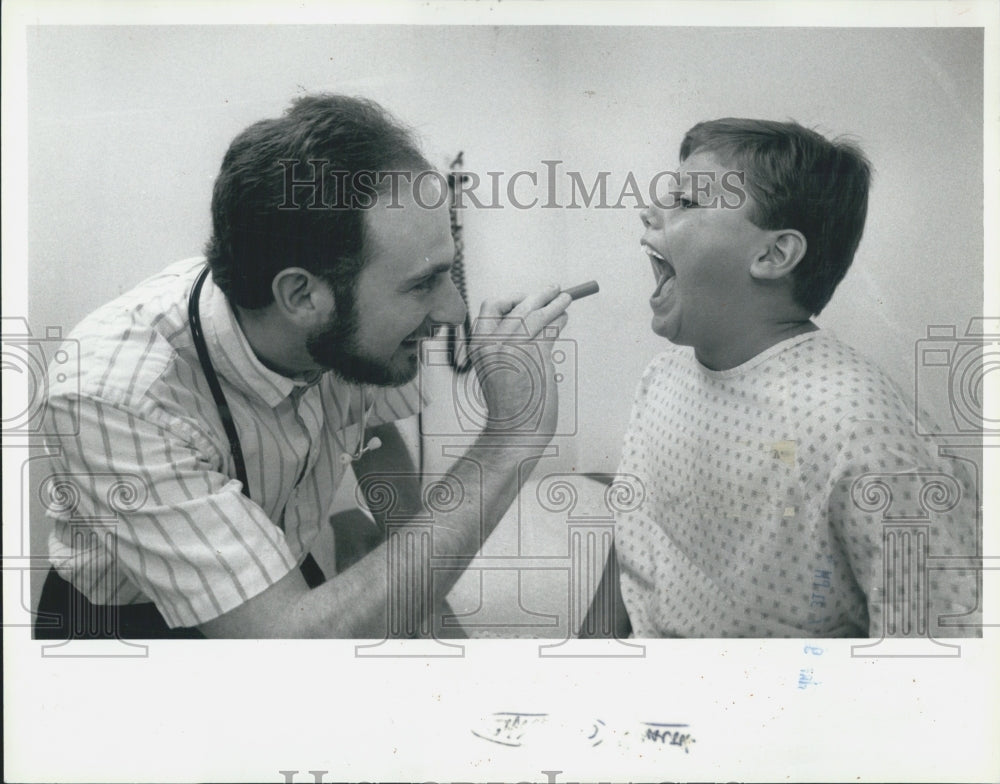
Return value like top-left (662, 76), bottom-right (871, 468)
top-left (650, 270), bottom-right (674, 305)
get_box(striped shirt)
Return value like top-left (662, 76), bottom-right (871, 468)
top-left (43, 257), bottom-right (423, 628)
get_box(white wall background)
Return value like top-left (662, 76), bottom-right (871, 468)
top-left (27, 25), bottom-right (984, 468)
top-left (25, 24), bottom-right (983, 569)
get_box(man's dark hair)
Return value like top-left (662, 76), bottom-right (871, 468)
top-left (205, 93), bottom-right (431, 309)
top-left (680, 118), bottom-right (872, 315)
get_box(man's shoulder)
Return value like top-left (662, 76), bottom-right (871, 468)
top-left (51, 258), bottom-right (206, 409)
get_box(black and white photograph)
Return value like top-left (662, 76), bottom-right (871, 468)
top-left (3, 1), bottom-right (997, 782)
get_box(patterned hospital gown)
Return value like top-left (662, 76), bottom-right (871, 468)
top-left (615, 331), bottom-right (980, 638)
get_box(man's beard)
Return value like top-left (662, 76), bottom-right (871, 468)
top-left (305, 289), bottom-right (418, 387)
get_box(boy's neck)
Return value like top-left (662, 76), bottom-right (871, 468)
top-left (693, 316), bottom-right (818, 371)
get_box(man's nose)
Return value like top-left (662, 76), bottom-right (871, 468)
top-left (432, 276), bottom-right (468, 326)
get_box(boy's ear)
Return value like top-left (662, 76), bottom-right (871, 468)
top-left (750, 229), bottom-right (807, 281)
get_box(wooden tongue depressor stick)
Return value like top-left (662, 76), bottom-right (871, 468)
top-left (562, 280), bottom-right (600, 301)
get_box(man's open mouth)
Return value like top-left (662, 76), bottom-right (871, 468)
top-left (403, 327), bottom-right (437, 348)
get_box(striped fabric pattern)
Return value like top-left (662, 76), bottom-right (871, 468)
top-left (43, 257), bottom-right (423, 628)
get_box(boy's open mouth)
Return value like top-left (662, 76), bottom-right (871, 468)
top-left (643, 243), bottom-right (676, 303)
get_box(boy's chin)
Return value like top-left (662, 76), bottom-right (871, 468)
top-left (650, 315), bottom-right (682, 343)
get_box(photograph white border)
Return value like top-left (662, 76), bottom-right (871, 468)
top-left (3, 2), bottom-right (998, 782)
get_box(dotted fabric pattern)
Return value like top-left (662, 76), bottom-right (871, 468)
top-left (615, 331), bottom-right (979, 638)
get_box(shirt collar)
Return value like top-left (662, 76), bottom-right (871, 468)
top-left (198, 269), bottom-right (321, 408)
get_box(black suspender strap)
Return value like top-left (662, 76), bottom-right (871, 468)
top-left (188, 264), bottom-right (251, 500)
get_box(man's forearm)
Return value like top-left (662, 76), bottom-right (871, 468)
top-left (279, 436), bottom-right (549, 638)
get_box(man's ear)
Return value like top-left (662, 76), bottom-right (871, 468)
top-left (750, 229), bottom-right (807, 280)
top-left (271, 268), bottom-right (334, 326)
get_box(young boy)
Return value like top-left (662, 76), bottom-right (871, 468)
top-left (586, 119), bottom-right (980, 638)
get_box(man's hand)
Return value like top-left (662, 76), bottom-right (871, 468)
top-left (471, 285), bottom-right (571, 437)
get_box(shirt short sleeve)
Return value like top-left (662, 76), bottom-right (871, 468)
top-left (44, 392), bottom-right (299, 628)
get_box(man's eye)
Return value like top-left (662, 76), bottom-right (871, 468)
top-left (412, 275), bottom-right (440, 293)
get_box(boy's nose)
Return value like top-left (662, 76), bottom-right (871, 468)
top-left (639, 205), bottom-right (661, 229)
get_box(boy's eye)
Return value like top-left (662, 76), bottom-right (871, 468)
top-left (666, 192), bottom-right (697, 209)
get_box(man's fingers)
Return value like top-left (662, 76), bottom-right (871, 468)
top-left (521, 291), bottom-right (571, 339)
top-left (478, 293), bottom-right (526, 319)
top-left (533, 312), bottom-right (570, 350)
top-left (474, 293), bottom-right (526, 335)
top-left (474, 286), bottom-right (571, 340)
top-left (508, 284), bottom-right (562, 318)
top-left (548, 312), bottom-right (569, 337)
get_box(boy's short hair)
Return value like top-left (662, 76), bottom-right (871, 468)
top-left (680, 118), bottom-right (872, 315)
